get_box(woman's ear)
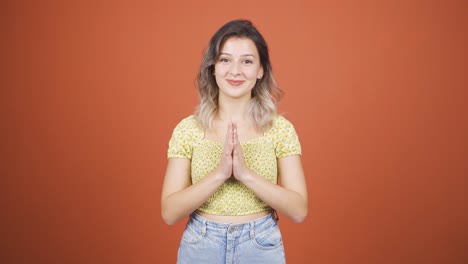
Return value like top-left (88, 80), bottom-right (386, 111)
top-left (257, 66), bottom-right (264, 79)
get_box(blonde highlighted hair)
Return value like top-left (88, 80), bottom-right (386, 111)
top-left (195, 19), bottom-right (283, 130)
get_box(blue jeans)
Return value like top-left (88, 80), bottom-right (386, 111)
top-left (177, 212), bottom-right (286, 264)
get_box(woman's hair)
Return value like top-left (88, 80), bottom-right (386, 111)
top-left (195, 19), bottom-right (283, 130)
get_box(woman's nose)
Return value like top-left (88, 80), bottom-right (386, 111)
top-left (229, 62), bottom-right (241, 76)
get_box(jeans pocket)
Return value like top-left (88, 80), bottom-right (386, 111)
top-left (181, 224), bottom-right (204, 244)
top-left (252, 224), bottom-right (283, 250)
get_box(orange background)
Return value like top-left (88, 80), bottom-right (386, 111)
top-left (2, 0), bottom-right (467, 263)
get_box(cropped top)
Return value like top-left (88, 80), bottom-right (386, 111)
top-left (167, 115), bottom-right (301, 215)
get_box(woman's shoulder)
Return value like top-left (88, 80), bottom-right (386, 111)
top-left (268, 114), bottom-right (302, 157)
top-left (270, 114), bottom-right (296, 131)
top-left (173, 115), bottom-right (202, 130)
top-left (273, 114), bottom-right (292, 124)
top-left (169, 115), bottom-right (203, 143)
top-left (265, 114), bottom-right (299, 138)
top-left (168, 115), bottom-right (202, 158)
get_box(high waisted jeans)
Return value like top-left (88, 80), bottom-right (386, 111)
top-left (177, 212), bottom-right (286, 264)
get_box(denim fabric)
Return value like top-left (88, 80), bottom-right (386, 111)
top-left (177, 212), bottom-right (286, 264)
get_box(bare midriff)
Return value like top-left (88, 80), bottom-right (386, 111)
top-left (196, 210), bottom-right (271, 223)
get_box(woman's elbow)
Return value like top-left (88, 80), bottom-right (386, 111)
top-left (161, 203), bottom-right (177, 225)
top-left (162, 211), bottom-right (177, 225)
top-left (292, 205), bottom-right (308, 224)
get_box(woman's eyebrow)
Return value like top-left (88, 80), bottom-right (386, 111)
top-left (219, 52), bottom-right (256, 57)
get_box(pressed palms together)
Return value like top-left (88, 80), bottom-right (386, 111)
top-left (216, 122), bottom-right (251, 182)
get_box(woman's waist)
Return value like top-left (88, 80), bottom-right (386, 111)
top-left (195, 210), bottom-right (272, 224)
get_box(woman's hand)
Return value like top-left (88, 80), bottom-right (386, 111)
top-left (214, 122), bottom-right (234, 180)
top-left (214, 122), bottom-right (251, 182)
top-left (232, 122), bottom-right (251, 181)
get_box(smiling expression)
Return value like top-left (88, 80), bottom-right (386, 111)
top-left (214, 37), bottom-right (264, 101)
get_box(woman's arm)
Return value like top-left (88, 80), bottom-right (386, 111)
top-left (232, 124), bottom-right (308, 223)
top-left (161, 123), bottom-right (234, 225)
top-left (160, 159), bottom-right (225, 225)
top-left (238, 155), bottom-right (308, 223)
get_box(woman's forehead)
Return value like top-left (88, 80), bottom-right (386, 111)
top-left (220, 37), bottom-right (258, 55)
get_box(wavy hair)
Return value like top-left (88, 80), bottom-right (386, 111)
top-left (195, 19), bottom-right (283, 130)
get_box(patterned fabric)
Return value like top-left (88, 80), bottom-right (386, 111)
top-left (167, 115), bottom-right (301, 215)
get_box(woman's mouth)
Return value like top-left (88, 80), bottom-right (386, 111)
top-left (227, 80), bottom-right (245, 86)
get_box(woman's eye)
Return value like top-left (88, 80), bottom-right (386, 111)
top-left (220, 58), bottom-right (229, 62)
top-left (244, 60), bottom-right (253, 64)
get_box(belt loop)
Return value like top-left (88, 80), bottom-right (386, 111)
top-left (250, 221), bottom-right (255, 239)
top-left (201, 219), bottom-right (207, 236)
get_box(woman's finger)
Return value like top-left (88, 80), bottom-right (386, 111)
top-left (223, 122), bottom-right (233, 155)
top-left (233, 122), bottom-right (241, 152)
top-left (232, 122), bottom-right (249, 180)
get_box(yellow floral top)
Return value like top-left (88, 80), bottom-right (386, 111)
top-left (167, 115), bottom-right (301, 215)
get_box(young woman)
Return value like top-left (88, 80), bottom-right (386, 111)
top-left (161, 19), bottom-right (308, 264)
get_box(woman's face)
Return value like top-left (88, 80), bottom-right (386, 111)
top-left (214, 37), bottom-right (264, 101)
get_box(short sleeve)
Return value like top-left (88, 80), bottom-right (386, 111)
top-left (167, 116), bottom-right (200, 160)
top-left (274, 116), bottom-right (302, 158)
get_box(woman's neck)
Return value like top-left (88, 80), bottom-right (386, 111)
top-left (216, 95), bottom-right (251, 123)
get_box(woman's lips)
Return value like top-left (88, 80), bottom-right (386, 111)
top-left (227, 80), bottom-right (245, 86)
